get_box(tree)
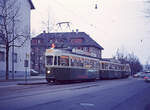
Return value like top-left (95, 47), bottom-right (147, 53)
top-left (0, 0), bottom-right (30, 80)
top-left (114, 48), bottom-right (143, 75)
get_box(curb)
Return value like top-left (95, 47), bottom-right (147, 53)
top-left (17, 82), bottom-right (47, 85)
top-left (0, 78), bottom-right (45, 82)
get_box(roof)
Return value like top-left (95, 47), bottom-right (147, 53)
top-left (28, 0), bottom-right (35, 9)
top-left (34, 32), bottom-right (104, 50)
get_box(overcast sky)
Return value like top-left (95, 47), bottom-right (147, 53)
top-left (31, 0), bottom-right (150, 64)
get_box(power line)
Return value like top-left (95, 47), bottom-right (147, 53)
top-left (50, 0), bottom-right (101, 31)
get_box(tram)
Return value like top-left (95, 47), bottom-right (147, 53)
top-left (45, 48), bottom-right (131, 83)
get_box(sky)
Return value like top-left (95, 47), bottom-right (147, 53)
top-left (31, 0), bottom-right (150, 64)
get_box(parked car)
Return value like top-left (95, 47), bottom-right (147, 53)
top-left (139, 73), bottom-right (147, 78)
top-left (144, 74), bottom-right (150, 82)
top-left (133, 72), bottom-right (144, 78)
top-left (30, 69), bottom-right (39, 76)
top-left (144, 71), bottom-right (150, 74)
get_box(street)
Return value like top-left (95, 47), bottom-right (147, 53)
top-left (0, 78), bottom-right (150, 110)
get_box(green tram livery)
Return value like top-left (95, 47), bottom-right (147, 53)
top-left (45, 48), bottom-right (131, 83)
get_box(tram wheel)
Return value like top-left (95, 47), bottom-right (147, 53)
top-left (46, 78), bottom-right (56, 83)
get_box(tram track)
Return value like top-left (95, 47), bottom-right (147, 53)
top-left (0, 82), bottom-right (100, 101)
top-left (0, 78), bottom-right (134, 101)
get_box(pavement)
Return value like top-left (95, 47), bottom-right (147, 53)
top-left (0, 78), bottom-right (149, 110)
top-left (0, 74), bottom-right (47, 85)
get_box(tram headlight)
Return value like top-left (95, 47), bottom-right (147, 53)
top-left (47, 70), bottom-right (51, 74)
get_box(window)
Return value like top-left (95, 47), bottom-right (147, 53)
top-left (0, 51), bottom-right (5, 62)
top-left (38, 40), bottom-right (40, 44)
top-left (46, 56), bottom-right (53, 65)
top-left (31, 39), bottom-right (37, 45)
top-left (102, 63), bottom-right (105, 69)
top-left (84, 59), bottom-right (91, 68)
top-left (54, 56), bottom-right (57, 65)
top-left (70, 57), bottom-right (84, 67)
top-left (94, 60), bottom-right (99, 69)
top-left (71, 38), bottom-right (83, 44)
top-left (60, 56), bottom-right (69, 66)
top-left (58, 56), bottom-right (60, 65)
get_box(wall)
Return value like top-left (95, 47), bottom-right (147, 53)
top-left (0, 0), bottom-right (32, 79)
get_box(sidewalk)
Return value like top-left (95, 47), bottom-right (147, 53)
top-left (0, 75), bottom-right (47, 85)
top-left (0, 75), bottom-right (45, 82)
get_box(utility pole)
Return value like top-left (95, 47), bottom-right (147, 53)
top-left (12, 17), bottom-right (15, 80)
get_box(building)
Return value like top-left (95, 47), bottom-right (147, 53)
top-left (31, 31), bottom-right (104, 74)
top-left (0, 0), bottom-right (35, 79)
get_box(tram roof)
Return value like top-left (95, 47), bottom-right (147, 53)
top-left (45, 48), bottom-right (102, 60)
top-left (35, 32), bottom-right (104, 50)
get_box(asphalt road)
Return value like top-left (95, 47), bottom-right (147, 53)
top-left (0, 78), bottom-right (150, 110)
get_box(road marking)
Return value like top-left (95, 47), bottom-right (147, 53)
top-left (80, 103), bottom-right (95, 107)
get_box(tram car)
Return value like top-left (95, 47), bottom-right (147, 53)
top-left (99, 60), bottom-right (130, 79)
top-left (45, 48), bottom-right (131, 83)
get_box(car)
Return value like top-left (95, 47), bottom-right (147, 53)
top-left (139, 73), bottom-right (147, 78)
top-left (133, 72), bottom-right (143, 78)
top-left (144, 74), bottom-right (150, 82)
top-left (144, 71), bottom-right (150, 74)
top-left (30, 69), bottom-right (39, 76)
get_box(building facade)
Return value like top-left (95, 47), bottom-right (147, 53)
top-left (31, 32), bottom-right (104, 74)
top-left (0, 0), bottom-right (34, 79)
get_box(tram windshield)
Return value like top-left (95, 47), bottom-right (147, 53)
top-left (46, 56), bottom-right (53, 65)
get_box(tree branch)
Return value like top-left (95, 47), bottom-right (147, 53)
top-left (9, 35), bottom-right (29, 48)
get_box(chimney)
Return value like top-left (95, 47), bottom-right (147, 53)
top-left (43, 30), bottom-right (46, 34)
top-left (76, 29), bottom-right (79, 34)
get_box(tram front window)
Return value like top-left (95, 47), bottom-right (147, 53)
top-left (46, 56), bottom-right (53, 65)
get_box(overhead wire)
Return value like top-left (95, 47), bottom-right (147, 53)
top-left (49, 0), bottom-right (101, 32)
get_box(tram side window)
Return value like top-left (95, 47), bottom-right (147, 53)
top-left (90, 60), bottom-right (94, 68)
top-left (109, 64), bottom-right (112, 69)
top-left (93, 61), bottom-right (98, 69)
top-left (54, 56), bottom-right (57, 65)
top-left (60, 56), bottom-right (69, 66)
top-left (95, 61), bottom-right (99, 69)
top-left (71, 57), bottom-right (84, 67)
top-left (71, 58), bottom-right (74, 66)
top-left (105, 64), bottom-right (109, 69)
top-left (58, 56), bottom-right (60, 65)
top-left (46, 56), bottom-right (53, 65)
top-left (84, 59), bottom-right (91, 68)
top-left (115, 65), bottom-right (117, 70)
top-left (112, 64), bottom-right (115, 70)
top-left (102, 63), bottom-right (105, 69)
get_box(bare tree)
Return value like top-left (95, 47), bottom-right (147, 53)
top-left (114, 48), bottom-right (143, 75)
top-left (0, 0), bottom-right (30, 80)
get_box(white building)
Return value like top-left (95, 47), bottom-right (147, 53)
top-left (0, 0), bottom-right (34, 79)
